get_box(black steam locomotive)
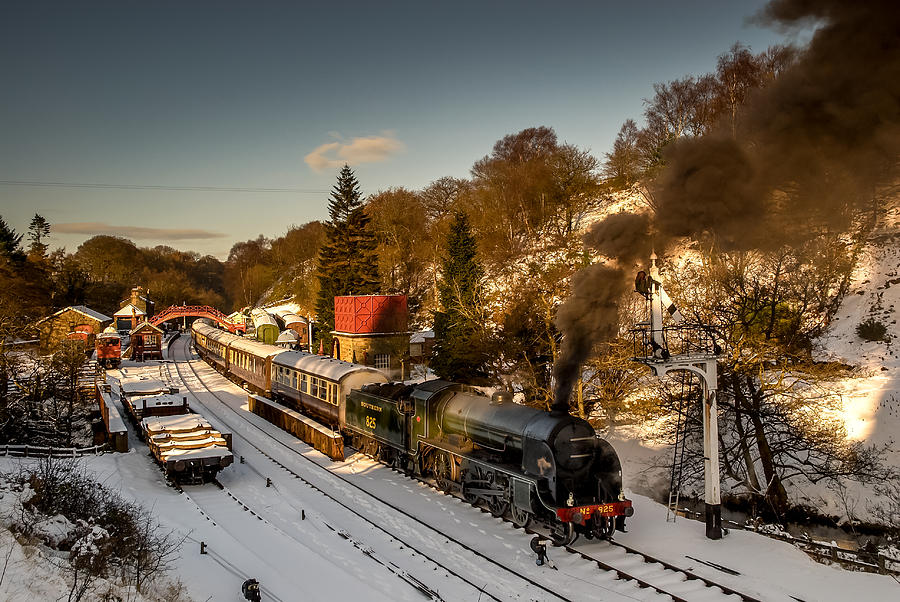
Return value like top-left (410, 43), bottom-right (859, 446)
top-left (192, 321), bottom-right (632, 545)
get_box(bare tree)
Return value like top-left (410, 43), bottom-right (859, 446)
top-left (663, 239), bottom-right (890, 515)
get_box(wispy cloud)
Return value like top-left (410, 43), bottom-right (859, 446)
top-left (304, 132), bottom-right (405, 171)
top-left (54, 222), bottom-right (227, 240)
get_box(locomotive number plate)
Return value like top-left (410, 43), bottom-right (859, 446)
top-left (365, 416), bottom-right (377, 429)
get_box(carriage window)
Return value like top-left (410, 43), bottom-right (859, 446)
top-left (300, 373), bottom-right (307, 393)
top-left (291, 370), bottom-right (297, 389)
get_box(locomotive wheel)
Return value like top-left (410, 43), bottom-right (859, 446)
top-left (432, 451), bottom-right (453, 493)
top-left (461, 467), bottom-right (481, 504)
top-left (487, 496), bottom-right (509, 518)
top-left (510, 504), bottom-right (532, 528)
top-left (592, 515), bottom-right (615, 540)
top-left (548, 522), bottom-right (577, 547)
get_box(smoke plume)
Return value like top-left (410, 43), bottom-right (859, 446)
top-left (552, 0), bottom-right (900, 412)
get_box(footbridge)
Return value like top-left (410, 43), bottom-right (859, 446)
top-left (150, 305), bottom-right (246, 333)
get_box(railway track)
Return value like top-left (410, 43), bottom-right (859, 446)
top-left (169, 337), bottom-right (765, 601)
top-left (169, 339), bottom-right (580, 602)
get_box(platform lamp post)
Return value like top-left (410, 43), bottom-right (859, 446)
top-left (634, 252), bottom-right (722, 540)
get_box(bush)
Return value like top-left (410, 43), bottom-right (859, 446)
top-left (15, 458), bottom-right (184, 594)
top-left (856, 318), bottom-right (888, 342)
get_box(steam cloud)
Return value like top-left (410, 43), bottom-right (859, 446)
top-left (552, 0), bottom-right (900, 413)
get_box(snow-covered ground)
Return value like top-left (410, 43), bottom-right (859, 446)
top-left (2, 334), bottom-right (896, 602)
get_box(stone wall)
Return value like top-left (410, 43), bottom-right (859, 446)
top-left (332, 332), bottom-right (409, 380)
top-left (38, 309), bottom-right (108, 352)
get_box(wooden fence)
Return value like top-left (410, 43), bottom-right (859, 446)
top-left (0, 443), bottom-right (109, 458)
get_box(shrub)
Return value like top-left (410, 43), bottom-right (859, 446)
top-left (856, 318), bottom-right (888, 342)
top-left (15, 458), bottom-right (184, 594)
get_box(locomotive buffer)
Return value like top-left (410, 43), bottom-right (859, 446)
top-left (632, 252), bottom-right (723, 540)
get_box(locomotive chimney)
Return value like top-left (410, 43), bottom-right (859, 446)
top-left (490, 391), bottom-right (512, 405)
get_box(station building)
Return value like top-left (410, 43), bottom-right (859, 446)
top-left (129, 321), bottom-right (164, 362)
top-left (36, 305), bottom-right (112, 351)
top-left (113, 287), bottom-right (154, 332)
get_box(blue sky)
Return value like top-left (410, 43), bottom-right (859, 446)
top-left (0, 1), bottom-right (809, 259)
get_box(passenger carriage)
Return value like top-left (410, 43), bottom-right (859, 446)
top-left (271, 350), bottom-right (388, 427)
top-left (192, 321), bottom-right (242, 372)
top-left (250, 309), bottom-right (280, 345)
top-left (226, 336), bottom-right (282, 392)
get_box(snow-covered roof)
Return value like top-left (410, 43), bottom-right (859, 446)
top-left (276, 330), bottom-right (300, 344)
top-left (37, 305), bottom-right (112, 325)
top-left (191, 322), bottom-right (244, 347)
top-left (251, 310), bottom-right (278, 328)
top-left (99, 389), bottom-right (127, 433)
top-left (410, 330), bottom-right (434, 344)
top-left (273, 350), bottom-right (387, 383)
top-left (157, 446), bottom-right (233, 461)
top-left (130, 321), bottom-right (163, 335)
top-left (114, 303), bottom-right (146, 317)
top-left (229, 336), bottom-right (284, 358)
top-left (273, 309), bottom-right (307, 326)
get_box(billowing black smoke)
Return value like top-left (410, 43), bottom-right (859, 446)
top-left (551, 0), bottom-right (900, 414)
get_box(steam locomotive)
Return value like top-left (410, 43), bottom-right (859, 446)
top-left (191, 321), bottom-right (632, 545)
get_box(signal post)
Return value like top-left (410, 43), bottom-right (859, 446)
top-left (633, 253), bottom-right (722, 540)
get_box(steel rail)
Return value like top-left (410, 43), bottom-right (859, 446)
top-left (176, 336), bottom-right (760, 602)
top-left (171, 338), bottom-right (568, 602)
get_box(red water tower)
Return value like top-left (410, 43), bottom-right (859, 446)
top-left (334, 295), bottom-right (408, 334)
top-left (332, 295), bottom-right (410, 379)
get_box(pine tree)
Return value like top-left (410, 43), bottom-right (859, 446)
top-left (431, 211), bottom-right (489, 382)
top-left (314, 165), bottom-right (380, 346)
top-left (27, 214), bottom-right (51, 261)
top-left (0, 216), bottom-right (24, 262)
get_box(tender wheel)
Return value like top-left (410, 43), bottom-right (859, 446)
top-left (549, 522), bottom-right (577, 546)
top-left (488, 496), bottom-right (509, 518)
top-left (510, 504), bottom-right (532, 528)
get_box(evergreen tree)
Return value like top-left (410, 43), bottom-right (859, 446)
top-left (431, 211), bottom-right (489, 382)
top-left (27, 214), bottom-right (51, 261)
top-left (0, 216), bottom-right (24, 262)
top-left (314, 165), bottom-right (380, 346)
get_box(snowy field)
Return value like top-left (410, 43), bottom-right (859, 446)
top-left (2, 335), bottom-right (897, 602)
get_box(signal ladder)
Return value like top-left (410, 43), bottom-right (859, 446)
top-left (666, 372), bottom-right (693, 522)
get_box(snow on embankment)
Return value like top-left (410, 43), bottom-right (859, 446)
top-left (815, 201), bottom-right (900, 451)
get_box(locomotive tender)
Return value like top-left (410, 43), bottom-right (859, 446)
top-left (192, 321), bottom-right (632, 544)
